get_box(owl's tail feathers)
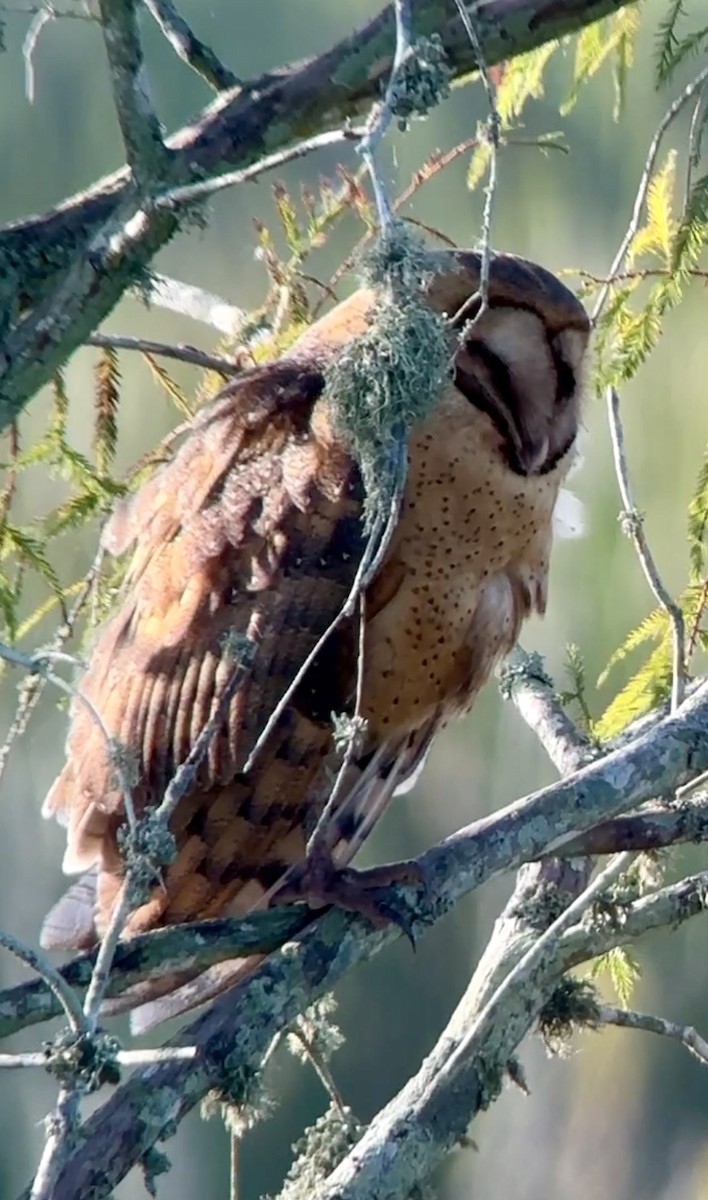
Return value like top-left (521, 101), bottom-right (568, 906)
top-left (40, 869), bottom-right (99, 952)
top-left (119, 958), bottom-right (261, 1035)
top-left (40, 869), bottom-right (262, 1035)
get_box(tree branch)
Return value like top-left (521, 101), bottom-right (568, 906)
top-left (13, 679), bottom-right (708, 1197)
top-left (596, 1003), bottom-right (708, 1070)
top-left (86, 332), bottom-right (241, 375)
top-left (98, 0), bottom-right (169, 186)
top-left (142, 0), bottom-right (241, 91)
top-left (0, 0), bottom-right (637, 432)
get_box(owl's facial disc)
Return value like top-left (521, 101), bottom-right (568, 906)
top-left (452, 305), bottom-right (585, 478)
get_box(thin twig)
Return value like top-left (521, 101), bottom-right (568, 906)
top-left (607, 386), bottom-right (686, 710)
top-left (499, 646), bottom-right (595, 776)
top-left (22, 3), bottom-right (53, 103)
top-left (142, 0), bottom-right (240, 92)
top-left (687, 577), bottom-right (708, 658)
top-left (0, 928), bottom-right (86, 1034)
top-left (158, 645), bottom-right (255, 825)
top-left (289, 1025), bottom-right (346, 1116)
top-left (306, 595), bottom-right (367, 860)
top-left (597, 1003), bottom-right (708, 1069)
top-left (81, 885), bottom-right (133, 1031)
top-left (451, 0), bottom-right (500, 326)
top-left (0, 640), bottom-right (138, 827)
top-left (546, 798), bottom-right (708, 857)
top-left (81, 641), bottom-right (255, 1029)
top-left (0, 548), bottom-right (104, 790)
top-left (684, 93), bottom-right (705, 217)
top-left (242, 445), bottom-right (405, 778)
top-left (30, 1087), bottom-right (80, 1200)
top-left (677, 768), bottom-right (708, 799)
top-left (157, 127), bottom-right (365, 210)
top-left (591, 65), bottom-right (708, 324)
top-left (0, 1046), bottom-right (197, 1069)
top-left (319, 137), bottom-right (478, 318)
top-left (576, 267), bottom-right (708, 286)
top-left (458, 851), bottom-right (636, 1062)
top-left (0, 420), bottom-right (20, 530)
top-left (87, 333), bottom-right (241, 375)
top-left (357, 0), bottom-right (413, 231)
top-left (3, 1), bottom-right (97, 15)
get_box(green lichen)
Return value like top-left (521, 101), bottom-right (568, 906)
top-left (43, 1028), bottom-right (122, 1092)
top-left (267, 1103), bottom-right (364, 1200)
top-left (498, 650), bottom-right (554, 701)
top-left (327, 221), bottom-right (451, 528)
top-left (390, 35), bottom-right (452, 129)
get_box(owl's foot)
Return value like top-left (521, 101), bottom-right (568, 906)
top-left (275, 855), bottom-right (427, 945)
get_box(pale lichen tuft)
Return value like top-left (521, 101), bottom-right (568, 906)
top-left (327, 222), bottom-right (451, 527)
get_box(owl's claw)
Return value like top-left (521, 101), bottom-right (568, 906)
top-left (274, 855), bottom-right (427, 947)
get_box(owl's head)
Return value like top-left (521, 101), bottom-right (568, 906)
top-left (427, 250), bottom-right (590, 478)
top-left (293, 247), bottom-right (590, 480)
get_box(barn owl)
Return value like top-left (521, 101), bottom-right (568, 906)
top-left (40, 248), bottom-right (590, 1030)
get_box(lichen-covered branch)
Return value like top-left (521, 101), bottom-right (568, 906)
top-left (13, 679), bottom-right (708, 1197)
top-left (498, 646), bottom-right (596, 775)
top-left (314, 869), bottom-right (708, 1200)
top-left (98, 0), bottom-right (170, 186)
top-left (0, 0), bottom-right (636, 433)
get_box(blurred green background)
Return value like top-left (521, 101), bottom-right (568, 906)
top-left (1, 1), bottom-right (707, 1196)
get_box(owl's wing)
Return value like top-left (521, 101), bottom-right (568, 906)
top-left (41, 351), bottom-right (397, 941)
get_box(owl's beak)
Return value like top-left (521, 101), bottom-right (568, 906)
top-left (516, 435), bottom-right (550, 476)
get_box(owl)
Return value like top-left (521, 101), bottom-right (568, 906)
top-left (40, 249), bottom-right (590, 1030)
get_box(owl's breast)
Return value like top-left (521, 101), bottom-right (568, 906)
top-left (361, 390), bottom-right (573, 735)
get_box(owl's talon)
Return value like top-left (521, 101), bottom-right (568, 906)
top-left (274, 856), bottom-right (426, 944)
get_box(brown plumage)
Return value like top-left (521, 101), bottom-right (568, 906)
top-left (41, 249), bottom-right (590, 1030)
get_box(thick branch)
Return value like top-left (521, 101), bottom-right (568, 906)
top-left (15, 680), bottom-right (708, 1197)
top-left (4, 684), bottom-right (708, 1042)
top-left (315, 870), bottom-right (708, 1200)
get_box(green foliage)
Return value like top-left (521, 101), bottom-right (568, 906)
top-left (466, 7), bottom-right (641, 194)
top-left (688, 449), bottom-right (708, 577)
top-left (143, 353), bottom-right (194, 418)
top-left (591, 144), bottom-right (708, 389)
top-left (557, 643), bottom-right (597, 735)
top-left (563, 14), bottom-right (708, 742)
top-left (561, 7), bottom-right (641, 120)
top-left (655, 0), bottom-right (708, 86)
top-left (0, 360), bottom-right (128, 650)
top-left (466, 40), bottom-right (562, 190)
top-left (672, 172), bottom-right (708, 277)
top-left (93, 346), bottom-right (120, 474)
top-left (589, 946), bottom-right (641, 1008)
top-left (596, 583), bottom-right (708, 738)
